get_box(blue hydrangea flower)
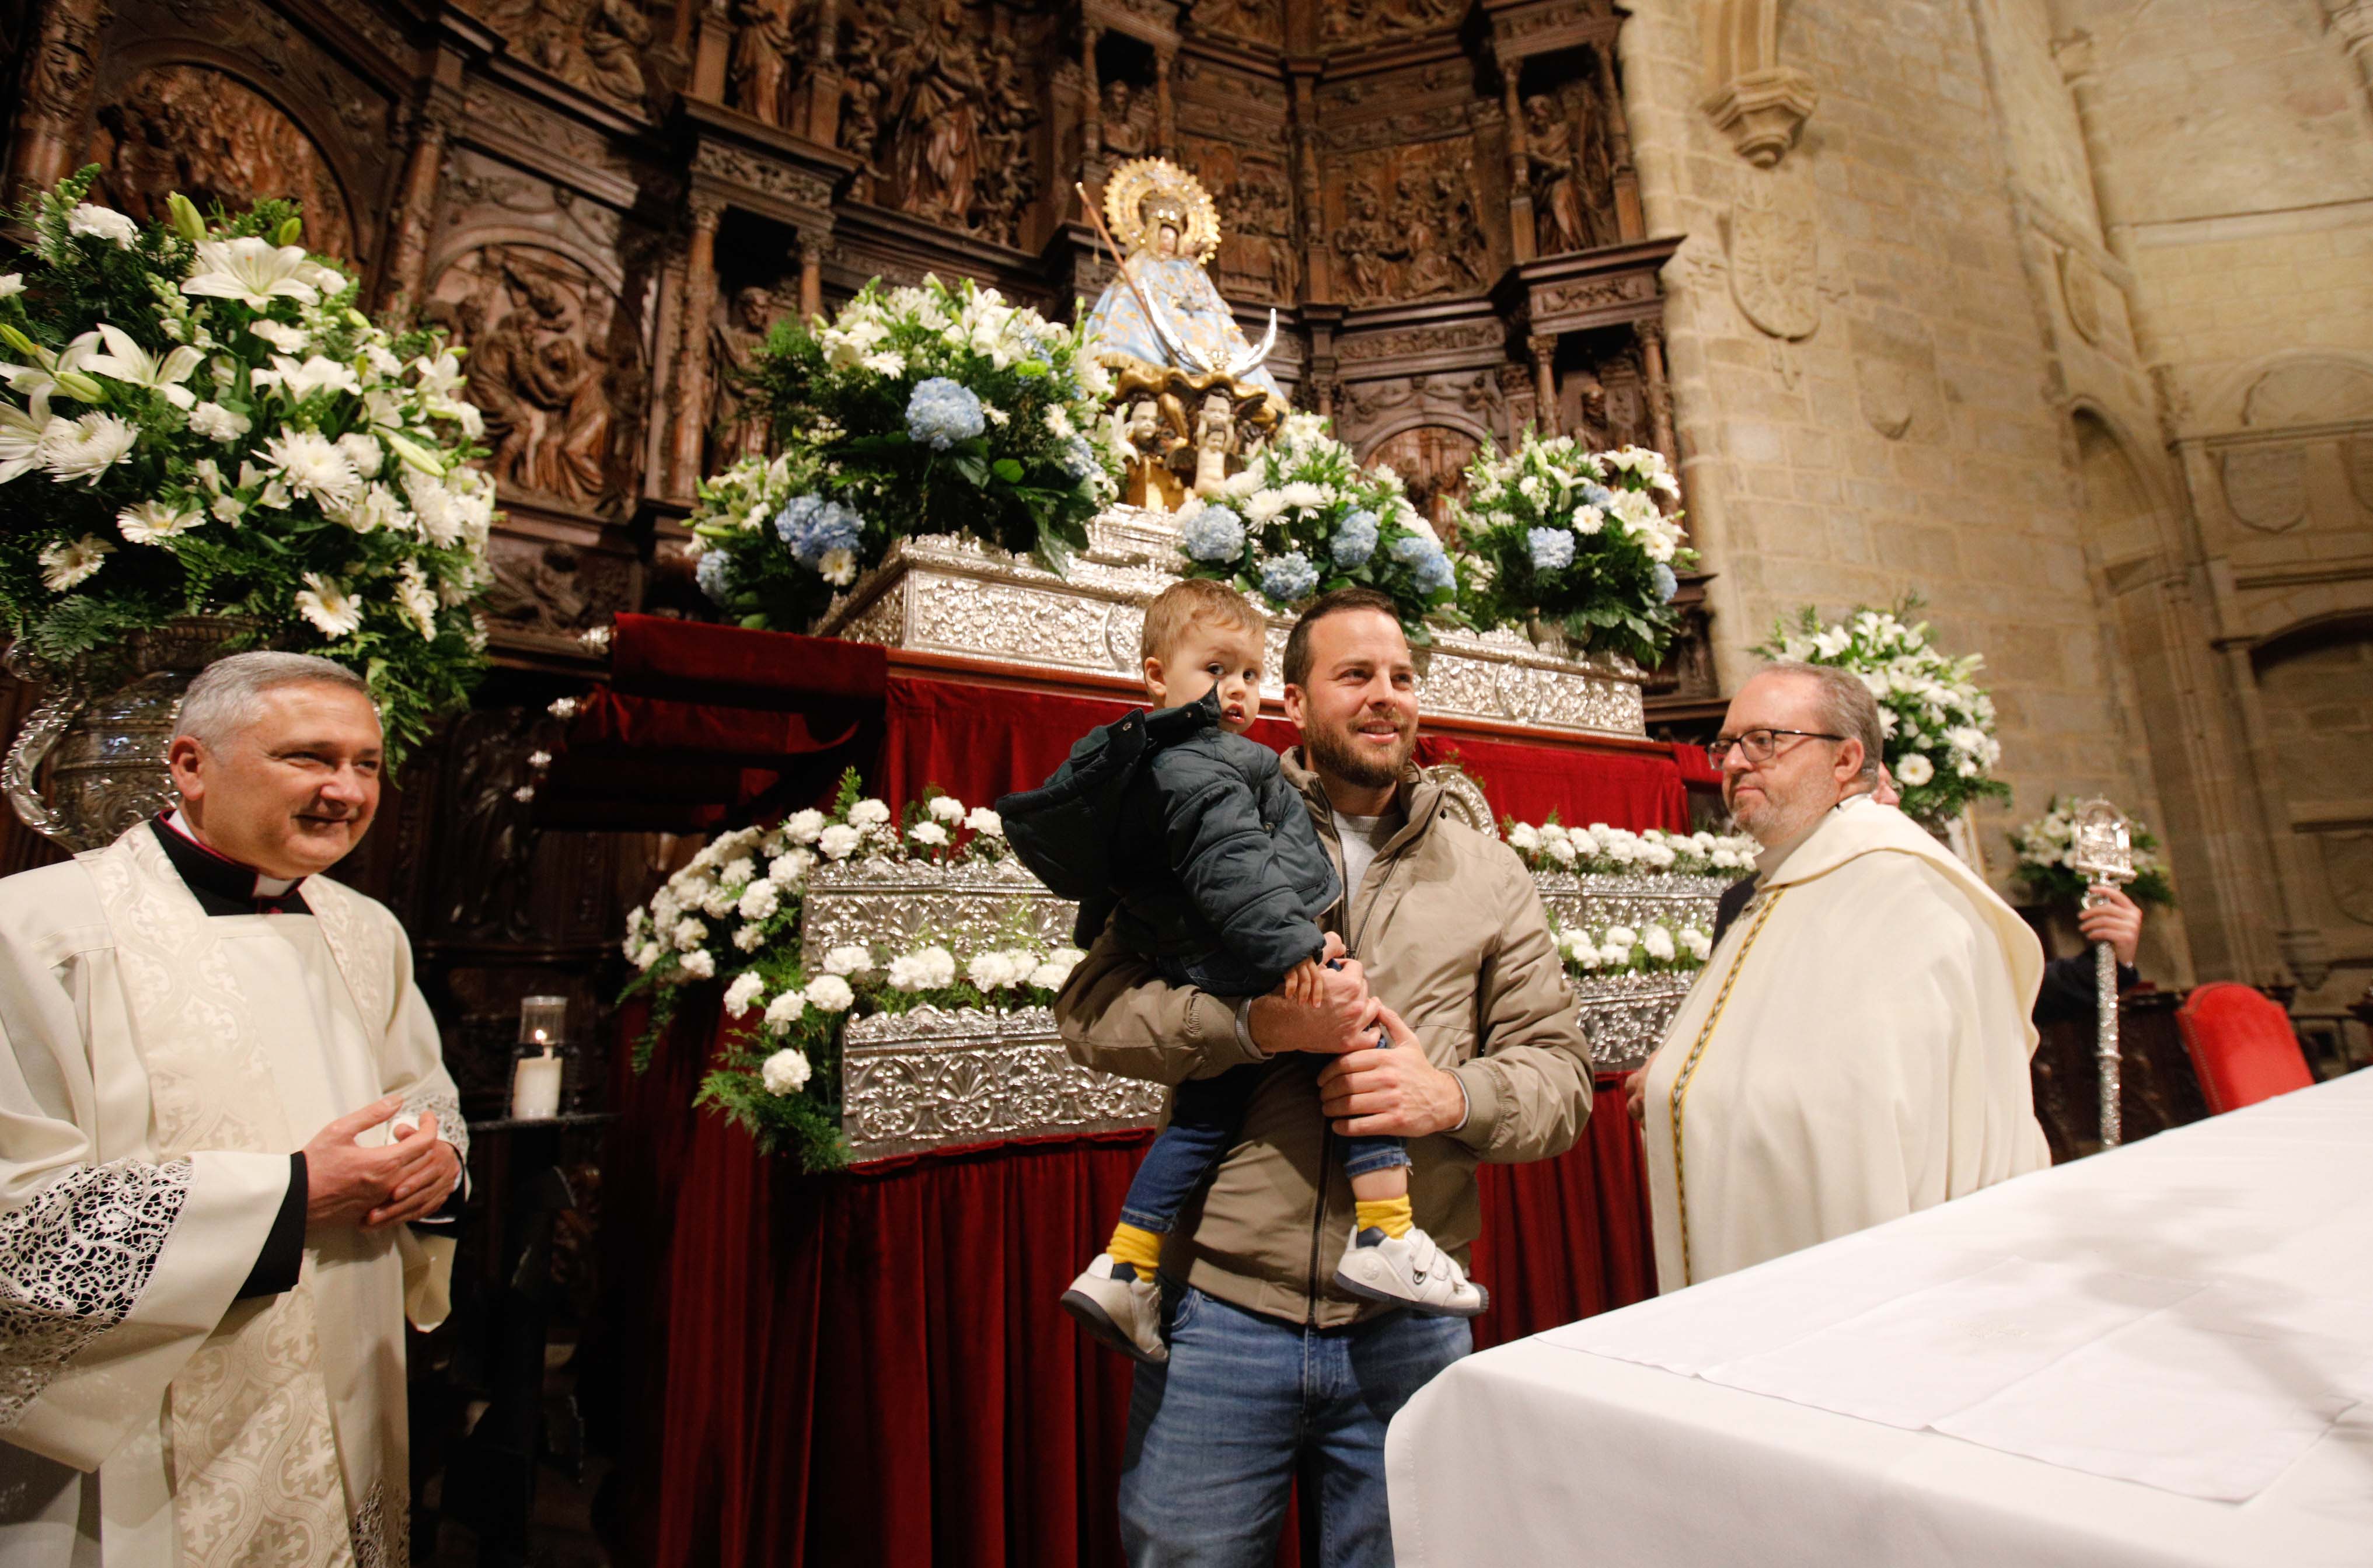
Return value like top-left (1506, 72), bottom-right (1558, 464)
top-left (1653, 563), bottom-right (1679, 602)
top-left (1058, 435), bottom-right (1100, 481)
top-left (1527, 527), bottom-right (1576, 572)
top-left (1181, 504), bottom-right (1246, 563)
top-left (773, 494), bottom-right (822, 545)
top-left (695, 549), bottom-right (733, 604)
top-left (1333, 509), bottom-right (1379, 568)
top-left (1258, 551), bottom-right (1320, 605)
top-left (905, 377), bottom-right (986, 450)
top-left (775, 494), bottom-right (866, 569)
top-left (1390, 533), bottom-right (1455, 594)
top-left (1580, 483), bottom-right (1617, 511)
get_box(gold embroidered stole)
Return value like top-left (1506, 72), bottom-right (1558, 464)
top-left (82, 827), bottom-right (393, 1568)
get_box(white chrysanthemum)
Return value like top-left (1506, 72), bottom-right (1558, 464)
top-left (847, 799), bottom-right (892, 827)
top-left (37, 535), bottom-right (113, 590)
top-left (804, 973), bottom-right (856, 1012)
top-left (822, 945), bottom-right (874, 977)
top-left (760, 1047), bottom-right (813, 1095)
top-left (928, 795), bottom-right (965, 822)
top-left (336, 431), bottom-right (385, 479)
top-left (817, 823), bottom-right (862, 860)
top-left (737, 880), bottom-right (780, 921)
top-left (1507, 822), bottom-right (1541, 853)
top-left (818, 547), bottom-right (857, 586)
top-left (39, 411), bottom-right (138, 483)
top-left (909, 821), bottom-right (949, 847)
top-left (394, 561), bottom-right (438, 638)
top-left (723, 972), bottom-right (766, 1017)
top-left (116, 500), bottom-right (203, 544)
top-left (1244, 489), bottom-right (1288, 523)
top-left (964, 807), bottom-right (1002, 837)
top-left (763, 990), bottom-right (808, 1032)
top-left (187, 400), bottom-right (250, 443)
top-left (768, 848), bottom-right (814, 888)
top-left (294, 572), bottom-right (362, 637)
top-left (67, 204), bottom-right (139, 248)
top-left (784, 808), bottom-right (826, 844)
top-left (262, 430), bottom-right (361, 507)
top-left (1895, 752), bottom-right (1935, 786)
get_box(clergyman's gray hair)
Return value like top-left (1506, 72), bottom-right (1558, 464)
top-left (1756, 660), bottom-right (1885, 782)
top-left (175, 652), bottom-right (375, 749)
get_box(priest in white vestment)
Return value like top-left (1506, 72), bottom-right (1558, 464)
top-left (0, 652), bottom-right (466, 1566)
top-left (1635, 661), bottom-right (2047, 1291)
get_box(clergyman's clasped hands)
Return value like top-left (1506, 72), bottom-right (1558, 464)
top-left (302, 1094), bottom-right (463, 1235)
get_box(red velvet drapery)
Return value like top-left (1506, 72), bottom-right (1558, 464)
top-left (605, 1019), bottom-right (1655, 1568)
top-left (596, 661), bottom-right (1684, 1566)
top-left (877, 675), bottom-right (1689, 834)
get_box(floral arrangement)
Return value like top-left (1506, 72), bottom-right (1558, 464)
top-left (1500, 815), bottom-right (1759, 878)
top-left (2008, 797), bottom-right (2176, 910)
top-left (1174, 411), bottom-right (1464, 642)
top-left (1453, 437), bottom-right (1695, 668)
top-left (0, 170), bottom-right (491, 756)
top-left (1550, 914), bottom-right (1714, 980)
top-left (1752, 598), bottom-right (2008, 828)
top-left (619, 768), bottom-right (1024, 1169)
top-left (689, 275), bottom-right (1123, 632)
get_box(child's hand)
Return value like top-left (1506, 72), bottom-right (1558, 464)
top-left (1285, 956), bottom-right (1323, 1006)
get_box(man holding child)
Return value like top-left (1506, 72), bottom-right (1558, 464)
top-left (1054, 586), bottom-right (1592, 1566)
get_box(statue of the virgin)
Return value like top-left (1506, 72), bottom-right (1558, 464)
top-left (1082, 159), bottom-right (1284, 502)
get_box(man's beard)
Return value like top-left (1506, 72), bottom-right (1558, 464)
top-left (1306, 711), bottom-right (1415, 790)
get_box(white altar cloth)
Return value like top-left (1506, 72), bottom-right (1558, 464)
top-left (1387, 1070), bottom-right (2373, 1567)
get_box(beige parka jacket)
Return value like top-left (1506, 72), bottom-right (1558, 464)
top-left (1054, 748), bottom-right (1593, 1328)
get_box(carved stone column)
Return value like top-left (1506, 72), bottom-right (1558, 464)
top-left (692, 0), bottom-right (733, 102)
top-left (1500, 53), bottom-right (1536, 265)
top-left (1290, 65), bottom-right (1328, 299)
top-left (801, 0), bottom-right (844, 145)
top-left (797, 231), bottom-right (824, 321)
top-left (1154, 48), bottom-right (1175, 158)
top-left (1597, 44), bottom-right (1645, 242)
top-left (671, 195), bottom-right (727, 495)
top-left (1528, 334), bottom-right (1559, 430)
top-left (2053, 33), bottom-right (2130, 264)
top-left (1496, 362), bottom-right (1536, 445)
top-left (6, 0), bottom-right (114, 202)
top-left (1081, 26), bottom-right (1104, 164)
top-left (377, 102), bottom-right (458, 324)
top-left (1636, 319), bottom-right (1677, 472)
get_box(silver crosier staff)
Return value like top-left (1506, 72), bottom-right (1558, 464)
top-left (2068, 798), bottom-right (2137, 1150)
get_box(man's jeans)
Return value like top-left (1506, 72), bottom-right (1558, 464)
top-left (1119, 1284), bottom-right (1471, 1567)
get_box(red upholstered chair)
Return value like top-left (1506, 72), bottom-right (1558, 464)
top-left (2176, 982), bottom-right (2315, 1115)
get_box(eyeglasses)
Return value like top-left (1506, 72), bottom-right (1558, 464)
top-left (1705, 728), bottom-right (1846, 766)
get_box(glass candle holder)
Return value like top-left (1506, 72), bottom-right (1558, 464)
top-left (511, 995), bottom-right (569, 1119)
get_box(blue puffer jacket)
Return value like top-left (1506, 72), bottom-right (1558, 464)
top-left (996, 687), bottom-right (1341, 996)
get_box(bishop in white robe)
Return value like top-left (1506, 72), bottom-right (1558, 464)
top-left (0, 654), bottom-right (463, 1566)
top-left (1636, 663), bottom-right (2047, 1291)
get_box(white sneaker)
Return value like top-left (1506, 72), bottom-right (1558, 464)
top-left (1060, 1254), bottom-right (1168, 1364)
top-left (1332, 1225), bottom-right (1489, 1318)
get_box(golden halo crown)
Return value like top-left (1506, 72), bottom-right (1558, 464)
top-left (1103, 158), bottom-right (1223, 266)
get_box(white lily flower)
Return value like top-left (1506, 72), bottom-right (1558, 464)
top-left (0, 390), bottom-right (55, 483)
top-left (82, 323), bottom-right (205, 410)
top-left (180, 237), bottom-right (327, 310)
top-left (250, 354), bottom-right (362, 401)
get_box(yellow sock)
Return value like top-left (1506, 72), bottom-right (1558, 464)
top-left (1107, 1221), bottom-right (1164, 1279)
top-left (1356, 1196), bottom-right (1414, 1239)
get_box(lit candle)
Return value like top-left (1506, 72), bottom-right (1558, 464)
top-left (512, 1045), bottom-right (562, 1120)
